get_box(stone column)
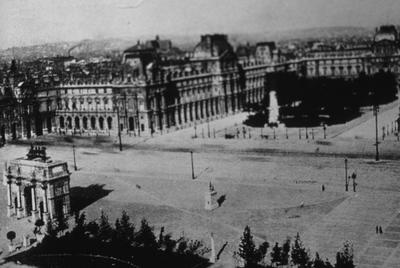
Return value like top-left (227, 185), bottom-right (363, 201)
top-left (42, 183), bottom-right (49, 222)
top-left (185, 104), bottom-right (190, 123)
top-left (31, 183), bottom-right (37, 221)
top-left (181, 104), bottom-right (186, 124)
top-left (206, 99), bottom-right (211, 118)
top-left (16, 179), bottom-right (23, 218)
top-left (189, 103), bottom-right (194, 122)
top-left (197, 102), bottom-right (201, 120)
top-left (7, 179), bottom-right (12, 217)
top-left (175, 106), bottom-right (180, 127)
top-left (234, 93), bottom-right (239, 113)
top-left (201, 100), bottom-right (206, 119)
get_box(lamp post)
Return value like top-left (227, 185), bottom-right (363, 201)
top-left (344, 158), bottom-right (348, 191)
top-left (207, 119), bottom-right (210, 138)
top-left (72, 144), bottom-right (77, 171)
top-left (190, 151), bottom-right (195, 180)
top-left (373, 105), bottom-right (379, 161)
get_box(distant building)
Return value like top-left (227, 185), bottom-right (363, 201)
top-left (3, 146), bottom-right (71, 222)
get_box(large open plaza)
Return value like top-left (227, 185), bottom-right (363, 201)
top-left (0, 99), bottom-right (399, 267)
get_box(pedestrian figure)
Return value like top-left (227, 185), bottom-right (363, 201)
top-left (379, 226), bottom-right (383, 234)
top-left (376, 226), bottom-right (379, 234)
top-left (322, 185), bottom-right (325, 192)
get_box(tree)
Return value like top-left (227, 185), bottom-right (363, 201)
top-left (86, 220), bottom-right (99, 237)
top-left (335, 241), bottom-right (354, 268)
top-left (313, 252), bottom-right (334, 268)
top-left (237, 225), bottom-right (257, 267)
top-left (34, 219), bottom-right (45, 235)
top-left (46, 219), bottom-right (58, 238)
top-left (135, 218), bottom-right (157, 249)
top-left (281, 238), bottom-right (291, 265)
top-left (56, 214), bottom-right (69, 234)
top-left (256, 241), bottom-right (269, 266)
top-left (161, 233), bottom-right (177, 253)
top-left (270, 242), bottom-right (282, 266)
top-left (291, 233), bottom-right (310, 267)
top-left (118, 210), bottom-right (135, 245)
top-left (158, 226), bottom-right (165, 247)
top-left (71, 212), bottom-right (86, 239)
top-left (7, 231), bottom-right (16, 245)
top-left (98, 210), bottom-right (113, 242)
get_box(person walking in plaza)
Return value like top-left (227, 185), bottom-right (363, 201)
top-left (379, 226), bottom-right (383, 234)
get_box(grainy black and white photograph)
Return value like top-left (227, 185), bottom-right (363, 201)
top-left (1, 0), bottom-right (400, 267)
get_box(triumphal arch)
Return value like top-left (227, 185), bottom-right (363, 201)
top-left (3, 146), bottom-right (71, 222)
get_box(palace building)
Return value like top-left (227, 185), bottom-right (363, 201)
top-left (3, 146), bottom-right (71, 222)
top-left (0, 26), bottom-right (399, 141)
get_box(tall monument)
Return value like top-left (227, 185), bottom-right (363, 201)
top-left (205, 182), bottom-right (218, 211)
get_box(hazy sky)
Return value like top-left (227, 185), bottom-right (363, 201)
top-left (1, 0), bottom-right (400, 49)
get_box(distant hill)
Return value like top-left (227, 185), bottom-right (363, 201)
top-left (0, 26), bottom-right (376, 62)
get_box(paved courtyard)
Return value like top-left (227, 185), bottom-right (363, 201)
top-left (0, 101), bottom-right (400, 267)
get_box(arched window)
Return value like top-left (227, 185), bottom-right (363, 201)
top-left (91, 117), bottom-right (96, 129)
top-left (75, 117), bottom-right (80, 129)
top-left (67, 117), bottom-right (72, 129)
top-left (83, 117), bottom-right (88, 130)
top-left (59, 116), bottom-right (65, 128)
top-left (99, 117), bottom-right (104, 130)
top-left (107, 117), bottom-right (113, 130)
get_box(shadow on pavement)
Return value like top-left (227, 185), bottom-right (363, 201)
top-left (70, 184), bottom-right (113, 212)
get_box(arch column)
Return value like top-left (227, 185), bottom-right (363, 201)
top-left (42, 183), bottom-right (49, 222)
top-left (16, 179), bottom-right (23, 218)
top-left (31, 183), bottom-right (37, 221)
top-left (6, 179), bottom-right (12, 217)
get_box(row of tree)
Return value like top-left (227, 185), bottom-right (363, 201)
top-left (236, 226), bottom-right (355, 268)
top-left (8, 212), bottom-right (356, 268)
top-left (7, 211), bottom-right (210, 268)
top-left (244, 70), bottom-right (397, 127)
top-left (267, 71), bottom-right (397, 109)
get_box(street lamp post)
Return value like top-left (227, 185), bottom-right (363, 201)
top-left (207, 119), bottom-right (210, 138)
top-left (72, 144), bottom-right (77, 171)
top-left (344, 158), bottom-right (348, 191)
top-left (190, 151), bottom-right (195, 180)
top-left (373, 105), bottom-right (379, 161)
